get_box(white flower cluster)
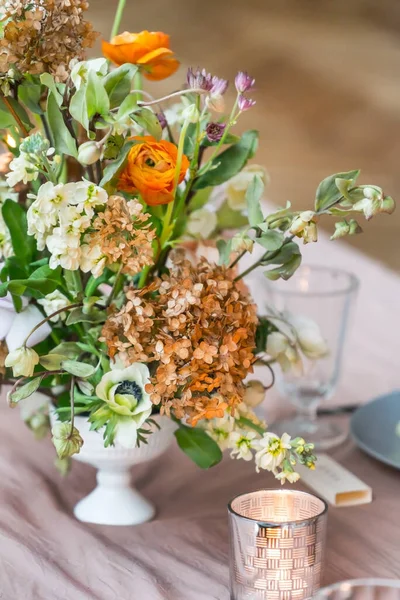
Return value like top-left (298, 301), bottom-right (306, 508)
top-left (27, 180), bottom-right (107, 274)
top-left (6, 133), bottom-right (60, 189)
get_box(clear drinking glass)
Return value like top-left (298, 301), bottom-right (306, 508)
top-left (265, 265), bottom-right (359, 450)
top-left (228, 489), bottom-right (328, 600)
top-left (313, 579), bottom-right (400, 599)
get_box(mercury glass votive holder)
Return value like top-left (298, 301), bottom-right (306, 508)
top-left (228, 489), bottom-right (328, 600)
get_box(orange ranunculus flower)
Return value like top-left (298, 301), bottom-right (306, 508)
top-left (118, 136), bottom-right (190, 206)
top-left (102, 31), bottom-right (179, 81)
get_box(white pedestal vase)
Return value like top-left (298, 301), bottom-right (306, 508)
top-left (51, 412), bottom-right (177, 526)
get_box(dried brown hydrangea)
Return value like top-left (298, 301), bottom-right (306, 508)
top-left (0, 0), bottom-right (98, 81)
top-left (101, 256), bottom-right (258, 425)
top-left (88, 196), bottom-right (156, 276)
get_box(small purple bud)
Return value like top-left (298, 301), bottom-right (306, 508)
top-left (235, 71), bottom-right (255, 93)
top-left (238, 95), bottom-right (256, 112)
top-left (156, 111), bottom-right (167, 130)
top-left (187, 67), bottom-right (213, 91)
top-left (205, 122), bottom-right (226, 143)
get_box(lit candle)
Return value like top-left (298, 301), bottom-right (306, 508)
top-left (228, 489), bottom-right (328, 600)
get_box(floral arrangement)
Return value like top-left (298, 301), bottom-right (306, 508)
top-left (0, 0), bottom-right (395, 483)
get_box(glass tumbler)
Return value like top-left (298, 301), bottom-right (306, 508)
top-left (264, 265), bottom-right (359, 450)
top-left (228, 489), bottom-right (328, 600)
top-left (313, 579), bottom-right (400, 599)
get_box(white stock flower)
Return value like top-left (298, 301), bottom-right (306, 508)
top-left (266, 331), bottom-right (302, 374)
top-left (186, 208), bottom-right (217, 238)
top-left (5, 346), bottom-right (39, 377)
top-left (0, 214), bottom-right (13, 259)
top-left (96, 363), bottom-right (153, 449)
top-left (204, 413), bottom-right (235, 450)
top-left (275, 470), bottom-right (301, 485)
top-left (63, 180), bottom-right (107, 217)
top-left (59, 205), bottom-right (91, 234)
top-left (254, 432), bottom-right (292, 473)
top-left (289, 315), bottom-right (328, 359)
top-left (6, 153), bottom-right (38, 188)
top-left (226, 164), bottom-right (269, 211)
top-left (229, 430), bottom-right (258, 461)
top-left (80, 244), bottom-right (107, 278)
top-left (47, 228), bottom-right (81, 270)
top-left (27, 182), bottom-right (68, 249)
top-left (0, 180), bottom-right (18, 204)
top-left (38, 290), bottom-right (70, 323)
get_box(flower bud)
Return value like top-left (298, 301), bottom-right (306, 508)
top-left (235, 71), bottom-right (255, 94)
top-left (205, 93), bottom-right (225, 113)
top-left (289, 211), bottom-right (317, 244)
top-left (5, 346), bottom-right (39, 377)
top-left (52, 422), bottom-right (84, 459)
top-left (244, 380), bottom-right (265, 407)
top-left (78, 141), bottom-right (102, 165)
top-left (238, 95), bottom-right (256, 112)
top-left (231, 233), bottom-right (254, 253)
top-left (182, 103), bottom-right (200, 123)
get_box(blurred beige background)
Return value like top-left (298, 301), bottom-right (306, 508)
top-left (88, 0), bottom-right (400, 271)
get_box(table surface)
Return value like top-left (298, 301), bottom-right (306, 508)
top-left (1, 230), bottom-right (399, 600)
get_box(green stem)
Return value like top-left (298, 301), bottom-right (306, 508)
top-left (234, 235), bottom-right (295, 282)
top-left (22, 303), bottom-right (83, 347)
top-left (69, 376), bottom-right (76, 434)
top-left (110, 0), bottom-right (127, 39)
top-left (138, 265), bottom-right (151, 289)
top-left (159, 118), bottom-right (190, 248)
top-left (106, 264), bottom-right (124, 307)
top-left (237, 416), bottom-right (265, 437)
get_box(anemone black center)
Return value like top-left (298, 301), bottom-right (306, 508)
top-left (115, 380), bottom-right (143, 402)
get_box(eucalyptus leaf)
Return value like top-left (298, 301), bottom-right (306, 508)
top-left (47, 93), bottom-right (77, 158)
top-left (264, 253), bottom-right (302, 281)
top-left (246, 175), bottom-right (264, 226)
top-left (9, 376), bottom-right (43, 405)
top-left (256, 230), bottom-right (284, 252)
top-left (104, 64), bottom-right (138, 108)
top-left (217, 238), bottom-right (232, 265)
top-left (132, 108), bottom-right (162, 140)
top-left (194, 130), bottom-right (259, 189)
top-left (40, 354), bottom-right (65, 370)
top-left (62, 360), bottom-right (96, 378)
top-left (315, 170), bottom-right (360, 212)
top-left (174, 425), bottom-right (223, 469)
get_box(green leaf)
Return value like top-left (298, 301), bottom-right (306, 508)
top-left (263, 242), bottom-right (302, 281)
top-left (62, 360), bottom-right (96, 378)
top-left (5, 97), bottom-right (33, 131)
top-left (216, 201), bottom-right (249, 230)
top-left (2, 199), bottom-right (35, 262)
top-left (194, 130), bottom-right (259, 189)
top-left (100, 140), bottom-right (138, 187)
top-left (189, 187), bottom-right (213, 212)
top-left (66, 307), bottom-right (106, 326)
top-left (174, 425), bottom-right (223, 469)
top-left (40, 73), bottom-right (63, 106)
top-left (255, 317), bottom-right (276, 354)
top-left (47, 93), bottom-right (77, 158)
top-left (7, 278), bottom-right (59, 297)
top-left (9, 376), bottom-right (43, 405)
top-left (246, 175), bottom-right (264, 226)
top-left (29, 264), bottom-right (62, 283)
top-left (0, 102), bottom-right (16, 128)
top-left (50, 342), bottom-right (81, 359)
top-left (104, 64), bottom-right (138, 109)
top-left (132, 108), bottom-right (162, 141)
top-left (86, 70), bottom-right (110, 119)
top-left (40, 354), bottom-right (65, 370)
top-left (315, 170), bottom-right (360, 212)
top-left (18, 82), bottom-right (43, 115)
top-left (183, 122), bottom-right (197, 157)
top-left (69, 86), bottom-right (89, 132)
top-left (201, 133), bottom-right (240, 147)
top-left (116, 93), bottom-right (138, 120)
top-left (256, 230), bottom-right (284, 252)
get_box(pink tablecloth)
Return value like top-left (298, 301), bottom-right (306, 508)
top-left (0, 230), bottom-right (399, 600)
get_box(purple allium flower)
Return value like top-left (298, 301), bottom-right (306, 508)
top-left (156, 111), bottom-right (167, 130)
top-left (238, 95), bottom-right (256, 112)
top-left (235, 71), bottom-right (255, 93)
top-left (187, 67), bottom-right (228, 95)
top-left (205, 122), bottom-right (226, 142)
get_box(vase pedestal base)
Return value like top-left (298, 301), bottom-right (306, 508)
top-left (74, 470), bottom-right (155, 526)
